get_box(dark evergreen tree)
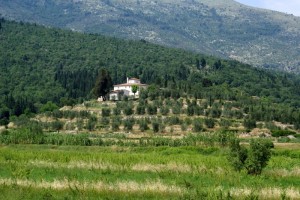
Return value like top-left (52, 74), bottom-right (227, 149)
top-left (200, 58), bottom-right (206, 68)
top-left (196, 58), bottom-right (200, 69)
top-left (213, 60), bottom-right (222, 70)
top-left (93, 69), bottom-right (112, 101)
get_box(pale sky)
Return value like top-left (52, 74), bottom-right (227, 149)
top-left (235, 0), bottom-right (300, 16)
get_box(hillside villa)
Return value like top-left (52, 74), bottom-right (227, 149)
top-left (109, 78), bottom-right (148, 100)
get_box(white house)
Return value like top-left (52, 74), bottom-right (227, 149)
top-left (109, 78), bottom-right (147, 100)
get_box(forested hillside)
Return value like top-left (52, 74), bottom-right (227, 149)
top-left (1, 0), bottom-right (300, 72)
top-left (0, 19), bottom-right (300, 126)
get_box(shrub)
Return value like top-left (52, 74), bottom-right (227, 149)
top-left (217, 130), bottom-right (235, 147)
top-left (193, 118), bottom-right (203, 132)
top-left (152, 120), bottom-right (160, 133)
top-left (264, 121), bottom-right (279, 130)
top-left (187, 105), bottom-right (195, 116)
top-left (205, 118), bottom-right (215, 128)
top-left (147, 104), bottom-right (157, 115)
top-left (76, 119), bottom-right (84, 131)
top-left (136, 105), bottom-right (145, 115)
top-left (228, 139), bottom-right (273, 175)
top-left (185, 117), bottom-right (192, 126)
top-left (168, 116), bottom-right (181, 125)
top-left (113, 107), bottom-right (121, 116)
top-left (123, 105), bottom-right (133, 116)
top-left (195, 106), bottom-right (204, 116)
top-left (294, 122), bottom-right (300, 130)
top-left (181, 123), bottom-right (188, 131)
top-left (160, 106), bottom-right (170, 115)
top-left (271, 130), bottom-right (296, 137)
top-left (40, 101), bottom-right (59, 113)
top-left (243, 117), bottom-right (256, 130)
top-left (123, 118), bottom-right (135, 132)
top-left (245, 139), bottom-right (273, 175)
top-left (51, 120), bottom-right (64, 132)
top-left (138, 119), bottom-right (149, 132)
top-left (219, 118), bottom-right (232, 129)
top-left (102, 107), bottom-right (111, 117)
top-left (100, 117), bottom-right (110, 129)
top-left (86, 116), bottom-right (97, 131)
top-left (111, 117), bottom-right (121, 131)
top-left (209, 107), bottom-right (222, 118)
top-left (172, 104), bottom-right (181, 114)
top-left (0, 118), bottom-right (9, 126)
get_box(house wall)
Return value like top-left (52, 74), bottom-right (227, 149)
top-left (109, 93), bottom-right (119, 101)
top-left (114, 86), bottom-right (131, 94)
top-left (114, 85), bottom-right (143, 96)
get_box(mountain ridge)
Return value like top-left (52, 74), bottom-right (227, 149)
top-left (0, 0), bottom-right (300, 72)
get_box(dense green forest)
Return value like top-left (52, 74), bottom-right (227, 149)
top-left (0, 19), bottom-right (300, 128)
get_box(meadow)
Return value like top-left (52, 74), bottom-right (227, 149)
top-left (0, 143), bottom-right (299, 199)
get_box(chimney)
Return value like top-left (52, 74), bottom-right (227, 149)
top-left (127, 77), bottom-right (129, 83)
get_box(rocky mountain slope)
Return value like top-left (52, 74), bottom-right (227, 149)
top-left (1, 0), bottom-right (300, 72)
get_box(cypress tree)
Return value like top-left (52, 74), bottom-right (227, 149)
top-left (93, 69), bottom-right (112, 101)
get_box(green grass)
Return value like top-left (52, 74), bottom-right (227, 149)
top-left (0, 144), bottom-right (299, 199)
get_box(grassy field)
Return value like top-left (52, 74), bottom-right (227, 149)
top-left (0, 144), bottom-right (299, 199)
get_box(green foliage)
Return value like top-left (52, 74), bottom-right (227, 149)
top-left (0, 144), bottom-right (298, 199)
top-left (228, 139), bottom-right (273, 175)
top-left (245, 140), bottom-right (273, 175)
top-left (228, 139), bottom-right (248, 172)
top-left (86, 116), bottom-right (97, 131)
top-left (219, 118), bottom-right (232, 129)
top-left (193, 118), bottom-right (203, 132)
top-left (51, 120), bottom-right (64, 132)
top-left (152, 119), bottom-right (160, 133)
top-left (243, 117), bottom-right (257, 130)
top-left (131, 85), bottom-right (138, 96)
top-left (101, 108), bottom-right (111, 117)
top-left (111, 117), bottom-right (121, 131)
top-left (147, 104), bottom-right (157, 115)
top-left (138, 119), bottom-right (149, 132)
top-left (40, 101), bottom-right (59, 113)
top-left (167, 116), bottom-right (181, 125)
top-left (0, 19), bottom-right (300, 129)
top-left (123, 118), bottom-right (135, 132)
top-left (123, 105), bottom-right (134, 116)
top-left (209, 107), bottom-right (222, 118)
top-left (181, 123), bottom-right (187, 131)
top-left (172, 103), bottom-right (181, 115)
top-left (204, 118), bottom-right (215, 128)
top-left (160, 106), bottom-right (170, 116)
top-left (113, 107), bottom-right (121, 116)
top-left (93, 69), bottom-right (113, 101)
top-left (101, 107), bottom-right (111, 117)
top-left (271, 130), bottom-right (296, 137)
top-left (294, 122), bottom-right (300, 130)
top-left (136, 105), bottom-right (146, 115)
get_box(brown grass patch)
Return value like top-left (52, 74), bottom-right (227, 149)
top-left (230, 187), bottom-right (300, 199)
top-left (0, 178), bottom-right (184, 194)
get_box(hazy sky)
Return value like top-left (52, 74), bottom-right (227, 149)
top-left (235, 0), bottom-right (300, 16)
